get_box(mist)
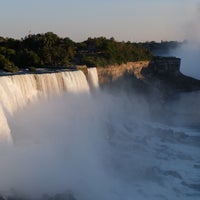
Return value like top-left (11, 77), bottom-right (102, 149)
top-left (171, 41), bottom-right (200, 79)
top-left (0, 91), bottom-right (154, 200)
top-left (0, 83), bottom-right (199, 200)
top-left (171, 4), bottom-right (200, 79)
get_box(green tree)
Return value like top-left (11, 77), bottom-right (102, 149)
top-left (16, 49), bottom-right (40, 67)
top-left (0, 54), bottom-right (19, 73)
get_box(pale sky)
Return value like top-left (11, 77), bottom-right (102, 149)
top-left (0, 0), bottom-right (199, 42)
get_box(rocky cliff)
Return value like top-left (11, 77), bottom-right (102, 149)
top-left (142, 57), bottom-right (181, 77)
top-left (96, 61), bottom-right (150, 85)
top-left (95, 56), bottom-right (200, 93)
top-left (141, 57), bottom-right (200, 92)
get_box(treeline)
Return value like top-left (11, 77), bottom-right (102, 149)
top-left (0, 32), bottom-right (75, 72)
top-left (0, 32), bottom-right (180, 73)
top-left (76, 37), bottom-right (153, 67)
top-left (0, 32), bottom-right (154, 73)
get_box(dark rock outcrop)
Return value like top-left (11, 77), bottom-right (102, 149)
top-left (141, 56), bottom-right (200, 93)
top-left (141, 56), bottom-right (181, 77)
top-left (96, 56), bottom-right (200, 94)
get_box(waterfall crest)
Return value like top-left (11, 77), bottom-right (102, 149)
top-left (0, 69), bottom-right (99, 144)
top-left (88, 68), bottom-right (99, 90)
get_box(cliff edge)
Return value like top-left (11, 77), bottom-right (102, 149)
top-left (141, 57), bottom-right (200, 92)
top-left (96, 61), bottom-right (149, 85)
top-left (96, 56), bottom-right (200, 93)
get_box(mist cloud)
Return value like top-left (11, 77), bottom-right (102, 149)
top-left (172, 4), bottom-right (200, 79)
top-left (0, 91), bottom-right (153, 199)
top-left (0, 81), bottom-right (199, 200)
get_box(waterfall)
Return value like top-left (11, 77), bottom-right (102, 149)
top-left (62, 71), bottom-right (90, 93)
top-left (88, 68), bottom-right (99, 90)
top-left (0, 69), bottom-right (99, 144)
top-left (0, 104), bottom-right (12, 144)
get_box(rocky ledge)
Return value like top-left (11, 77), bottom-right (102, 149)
top-left (96, 56), bottom-right (200, 93)
top-left (141, 56), bottom-right (200, 92)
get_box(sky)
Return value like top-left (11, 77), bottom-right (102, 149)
top-left (0, 0), bottom-right (200, 42)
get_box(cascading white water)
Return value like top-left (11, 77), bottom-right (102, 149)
top-left (0, 69), bottom-right (96, 144)
top-left (0, 67), bottom-right (199, 200)
top-left (62, 71), bottom-right (90, 93)
top-left (0, 104), bottom-right (12, 144)
top-left (87, 68), bottom-right (99, 90)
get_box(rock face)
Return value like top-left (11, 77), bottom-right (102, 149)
top-left (142, 57), bottom-right (200, 92)
top-left (96, 61), bottom-right (150, 85)
top-left (142, 56), bottom-right (181, 77)
top-left (96, 56), bottom-right (200, 93)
